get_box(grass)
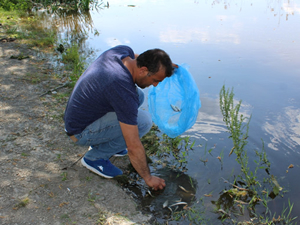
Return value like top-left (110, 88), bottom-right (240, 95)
top-left (21, 152), bottom-right (30, 157)
top-left (96, 211), bottom-right (107, 225)
top-left (0, 9), bottom-right (57, 49)
top-left (87, 191), bottom-right (98, 203)
top-left (86, 176), bottom-right (93, 181)
top-left (61, 42), bottom-right (86, 87)
top-left (61, 172), bottom-right (68, 181)
top-left (141, 125), bottom-right (195, 172)
top-left (13, 197), bottom-right (29, 209)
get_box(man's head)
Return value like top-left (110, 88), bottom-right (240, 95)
top-left (136, 49), bottom-right (174, 88)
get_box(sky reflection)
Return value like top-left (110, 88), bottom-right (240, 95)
top-left (263, 106), bottom-right (300, 153)
top-left (185, 96), bottom-right (253, 138)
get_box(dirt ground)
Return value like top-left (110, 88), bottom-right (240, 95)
top-left (0, 41), bottom-right (153, 225)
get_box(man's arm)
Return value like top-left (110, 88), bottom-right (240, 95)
top-left (119, 122), bottom-right (166, 190)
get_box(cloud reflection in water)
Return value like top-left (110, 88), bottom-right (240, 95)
top-left (185, 96), bottom-right (252, 140)
top-left (263, 107), bottom-right (300, 153)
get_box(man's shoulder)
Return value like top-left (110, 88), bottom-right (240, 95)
top-left (108, 45), bottom-right (134, 57)
top-left (112, 45), bottom-right (132, 50)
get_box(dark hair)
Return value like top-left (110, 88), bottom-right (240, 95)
top-left (136, 49), bottom-right (174, 77)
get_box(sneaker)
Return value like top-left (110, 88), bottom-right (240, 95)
top-left (113, 149), bottom-right (128, 157)
top-left (81, 157), bottom-right (123, 178)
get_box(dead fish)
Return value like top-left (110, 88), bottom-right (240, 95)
top-left (168, 202), bottom-right (188, 207)
top-left (179, 185), bottom-right (188, 193)
top-left (271, 175), bottom-right (283, 191)
top-left (171, 104), bottom-right (181, 112)
top-left (204, 194), bottom-right (212, 197)
top-left (217, 209), bottom-right (230, 217)
top-left (147, 190), bottom-right (154, 197)
top-left (234, 200), bottom-right (248, 205)
top-left (163, 200), bottom-right (168, 208)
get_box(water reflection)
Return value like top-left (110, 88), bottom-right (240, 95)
top-left (36, 8), bottom-right (97, 43)
top-left (273, 2), bottom-right (300, 21)
top-left (263, 106), bottom-right (300, 153)
top-left (53, 10), bottom-right (94, 40)
top-left (186, 96), bottom-right (252, 138)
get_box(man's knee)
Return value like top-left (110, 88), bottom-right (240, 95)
top-left (137, 88), bottom-right (145, 107)
top-left (144, 111), bottom-right (153, 132)
top-left (138, 110), bottom-right (152, 137)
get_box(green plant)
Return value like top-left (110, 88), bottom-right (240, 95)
top-left (0, 0), bottom-right (33, 11)
top-left (0, 9), bottom-right (57, 48)
top-left (87, 191), bottom-right (98, 203)
top-left (219, 85), bottom-right (255, 187)
top-left (0, 0), bottom-right (101, 12)
top-left (56, 153), bottom-right (62, 161)
top-left (141, 125), bottom-right (195, 171)
top-left (61, 172), bottom-right (68, 181)
top-left (219, 85), bottom-right (296, 224)
top-left (21, 152), bottom-right (30, 157)
top-left (168, 199), bottom-right (210, 225)
top-left (13, 197), bottom-right (29, 209)
top-left (86, 176), bottom-right (92, 181)
top-left (60, 213), bottom-right (70, 220)
top-left (96, 210), bottom-right (107, 224)
top-left (163, 135), bottom-right (191, 161)
top-left (61, 42), bottom-right (86, 87)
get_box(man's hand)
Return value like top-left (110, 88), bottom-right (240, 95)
top-left (119, 122), bottom-right (166, 190)
top-left (144, 175), bottom-right (166, 191)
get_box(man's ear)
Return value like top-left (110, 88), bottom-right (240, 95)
top-left (139, 66), bottom-right (149, 76)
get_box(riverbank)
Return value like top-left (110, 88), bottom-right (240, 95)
top-left (0, 40), bottom-right (152, 224)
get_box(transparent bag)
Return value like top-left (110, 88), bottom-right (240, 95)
top-left (148, 64), bottom-right (201, 138)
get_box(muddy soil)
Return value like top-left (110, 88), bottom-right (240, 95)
top-left (0, 41), bottom-right (153, 225)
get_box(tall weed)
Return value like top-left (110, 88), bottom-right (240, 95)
top-left (219, 85), bottom-right (296, 224)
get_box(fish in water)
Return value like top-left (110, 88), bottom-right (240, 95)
top-left (218, 209), bottom-right (231, 217)
top-left (170, 104), bottom-right (181, 112)
top-left (179, 185), bottom-right (188, 193)
top-left (163, 200), bottom-right (168, 208)
top-left (168, 202), bottom-right (188, 207)
top-left (147, 190), bottom-right (154, 197)
top-left (163, 200), bottom-right (188, 209)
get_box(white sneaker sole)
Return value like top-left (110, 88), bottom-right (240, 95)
top-left (81, 158), bottom-right (113, 179)
top-left (88, 146), bottom-right (127, 157)
top-left (113, 148), bottom-right (128, 157)
top-left (113, 153), bottom-right (127, 157)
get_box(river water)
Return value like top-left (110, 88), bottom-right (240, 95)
top-left (42, 0), bottom-right (300, 223)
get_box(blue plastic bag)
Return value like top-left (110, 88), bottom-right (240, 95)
top-left (148, 64), bottom-right (201, 138)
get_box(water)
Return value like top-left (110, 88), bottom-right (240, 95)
top-left (40, 0), bottom-right (300, 223)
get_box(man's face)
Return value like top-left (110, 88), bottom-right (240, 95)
top-left (137, 68), bottom-right (166, 89)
